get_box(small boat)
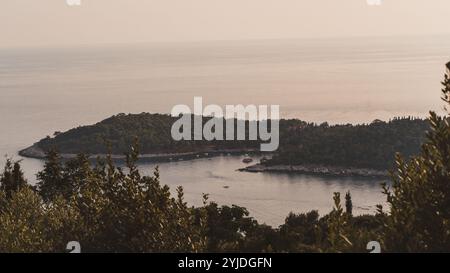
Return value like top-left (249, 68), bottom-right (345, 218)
top-left (223, 186), bottom-right (230, 189)
top-left (260, 157), bottom-right (269, 164)
top-left (242, 157), bottom-right (253, 164)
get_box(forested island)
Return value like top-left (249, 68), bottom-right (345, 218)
top-left (3, 71), bottom-right (450, 252)
top-left (19, 114), bottom-right (261, 159)
top-left (19, 114), bottom-right (429, 176)
top-left (243, 118), bottom-right (428, 177)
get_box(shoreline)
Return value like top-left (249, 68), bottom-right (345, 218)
top-left (239, 163), bottom-right (389, 178)
top-left (18, 144), bottom-right (262, 163)
top-left (19, 145), bottom-right (388, 178)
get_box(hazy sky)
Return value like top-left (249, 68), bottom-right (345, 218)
top-left (1, 0), bottom-right (450, 48)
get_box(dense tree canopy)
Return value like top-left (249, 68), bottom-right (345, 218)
top-left (268, 117), bottom-right (428, 170)
top-left (1, 64), bottom-right (449, 253)
top-left (25, 114), bottom-right (428, 170)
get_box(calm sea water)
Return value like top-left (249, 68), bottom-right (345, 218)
top-left (1, 36), bottom-right (448, 226)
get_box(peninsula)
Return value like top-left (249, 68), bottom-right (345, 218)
top-left (19, 113), bottom-right (429, 176)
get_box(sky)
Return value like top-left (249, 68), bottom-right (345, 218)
top-left (1, 0), bottom-right (450, 48)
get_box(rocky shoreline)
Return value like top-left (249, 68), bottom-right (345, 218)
top-left (19, 145), bottom-right (388, 178)
top-left (239, 163), bottom-right (389, 178)
top-left (18, 144), bottom-right (260, 163)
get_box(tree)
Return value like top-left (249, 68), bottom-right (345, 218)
top-left (36, 150), bottom-right (66, 202)
top-left (278, 210), bottom-right (321, 252)
top-left (0, 187), bottom-right (53, 252)
top-left (326, 192), bottom-right (352, 252)
top-left (0, 142), bottom-right (211, 253)
top-left (1, 63), bottom-right (449, 253)
top-left (345, 191), bottom-right (353, 216)
top-left (201, 201), bottom-right (258, 252)
top-left (0, 158), bottom-right (28, 198)
top-left (382, 67), bottom-right (450, 252)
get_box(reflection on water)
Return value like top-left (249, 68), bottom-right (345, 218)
top-left (139, 156), bottom-right (388, 226)
top-left (11, 154), bottom-right (388, 226)
top-left (1, 36), bottom-right (441, 226)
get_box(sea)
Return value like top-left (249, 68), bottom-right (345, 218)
top-left (1, 35), bottom-right (449, 226)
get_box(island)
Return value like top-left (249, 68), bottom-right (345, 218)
top-left (19, 113), bottom-right (429, 177)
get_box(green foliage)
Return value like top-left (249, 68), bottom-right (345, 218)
top-left (0, 144), bottom-right (208, 253)
top-left (0, 187), bottom-right (53, 252)
top-left (0, 158), bottom-right (29, 198)
top-left (345, 191), bottom-right (353, 216)
top-left (36, 150), bottom-right (66, 202)
top-left (0, 152), bottom-right (382, 253)
top-left (202, 202), bottom-right (258, 252)
top-left (269, 117), bottom-right (428, 170)
top-left (326, 192), bottom-right (353, 252)
top-left (34, 114), bottom-right (261, 155)
top-left (2, 63), bottom-right (450, 253)
top-left (278, 211), bottom-right (322, 252)
top-left (30, 113), bottom-right (428, 171)
top-left (381, 72), bottom-right (450, 252)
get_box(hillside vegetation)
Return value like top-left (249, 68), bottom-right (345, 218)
top-left (24, 114), bottom-right (429, 170)
top-left (3, 64), bottom-right (450, 253)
